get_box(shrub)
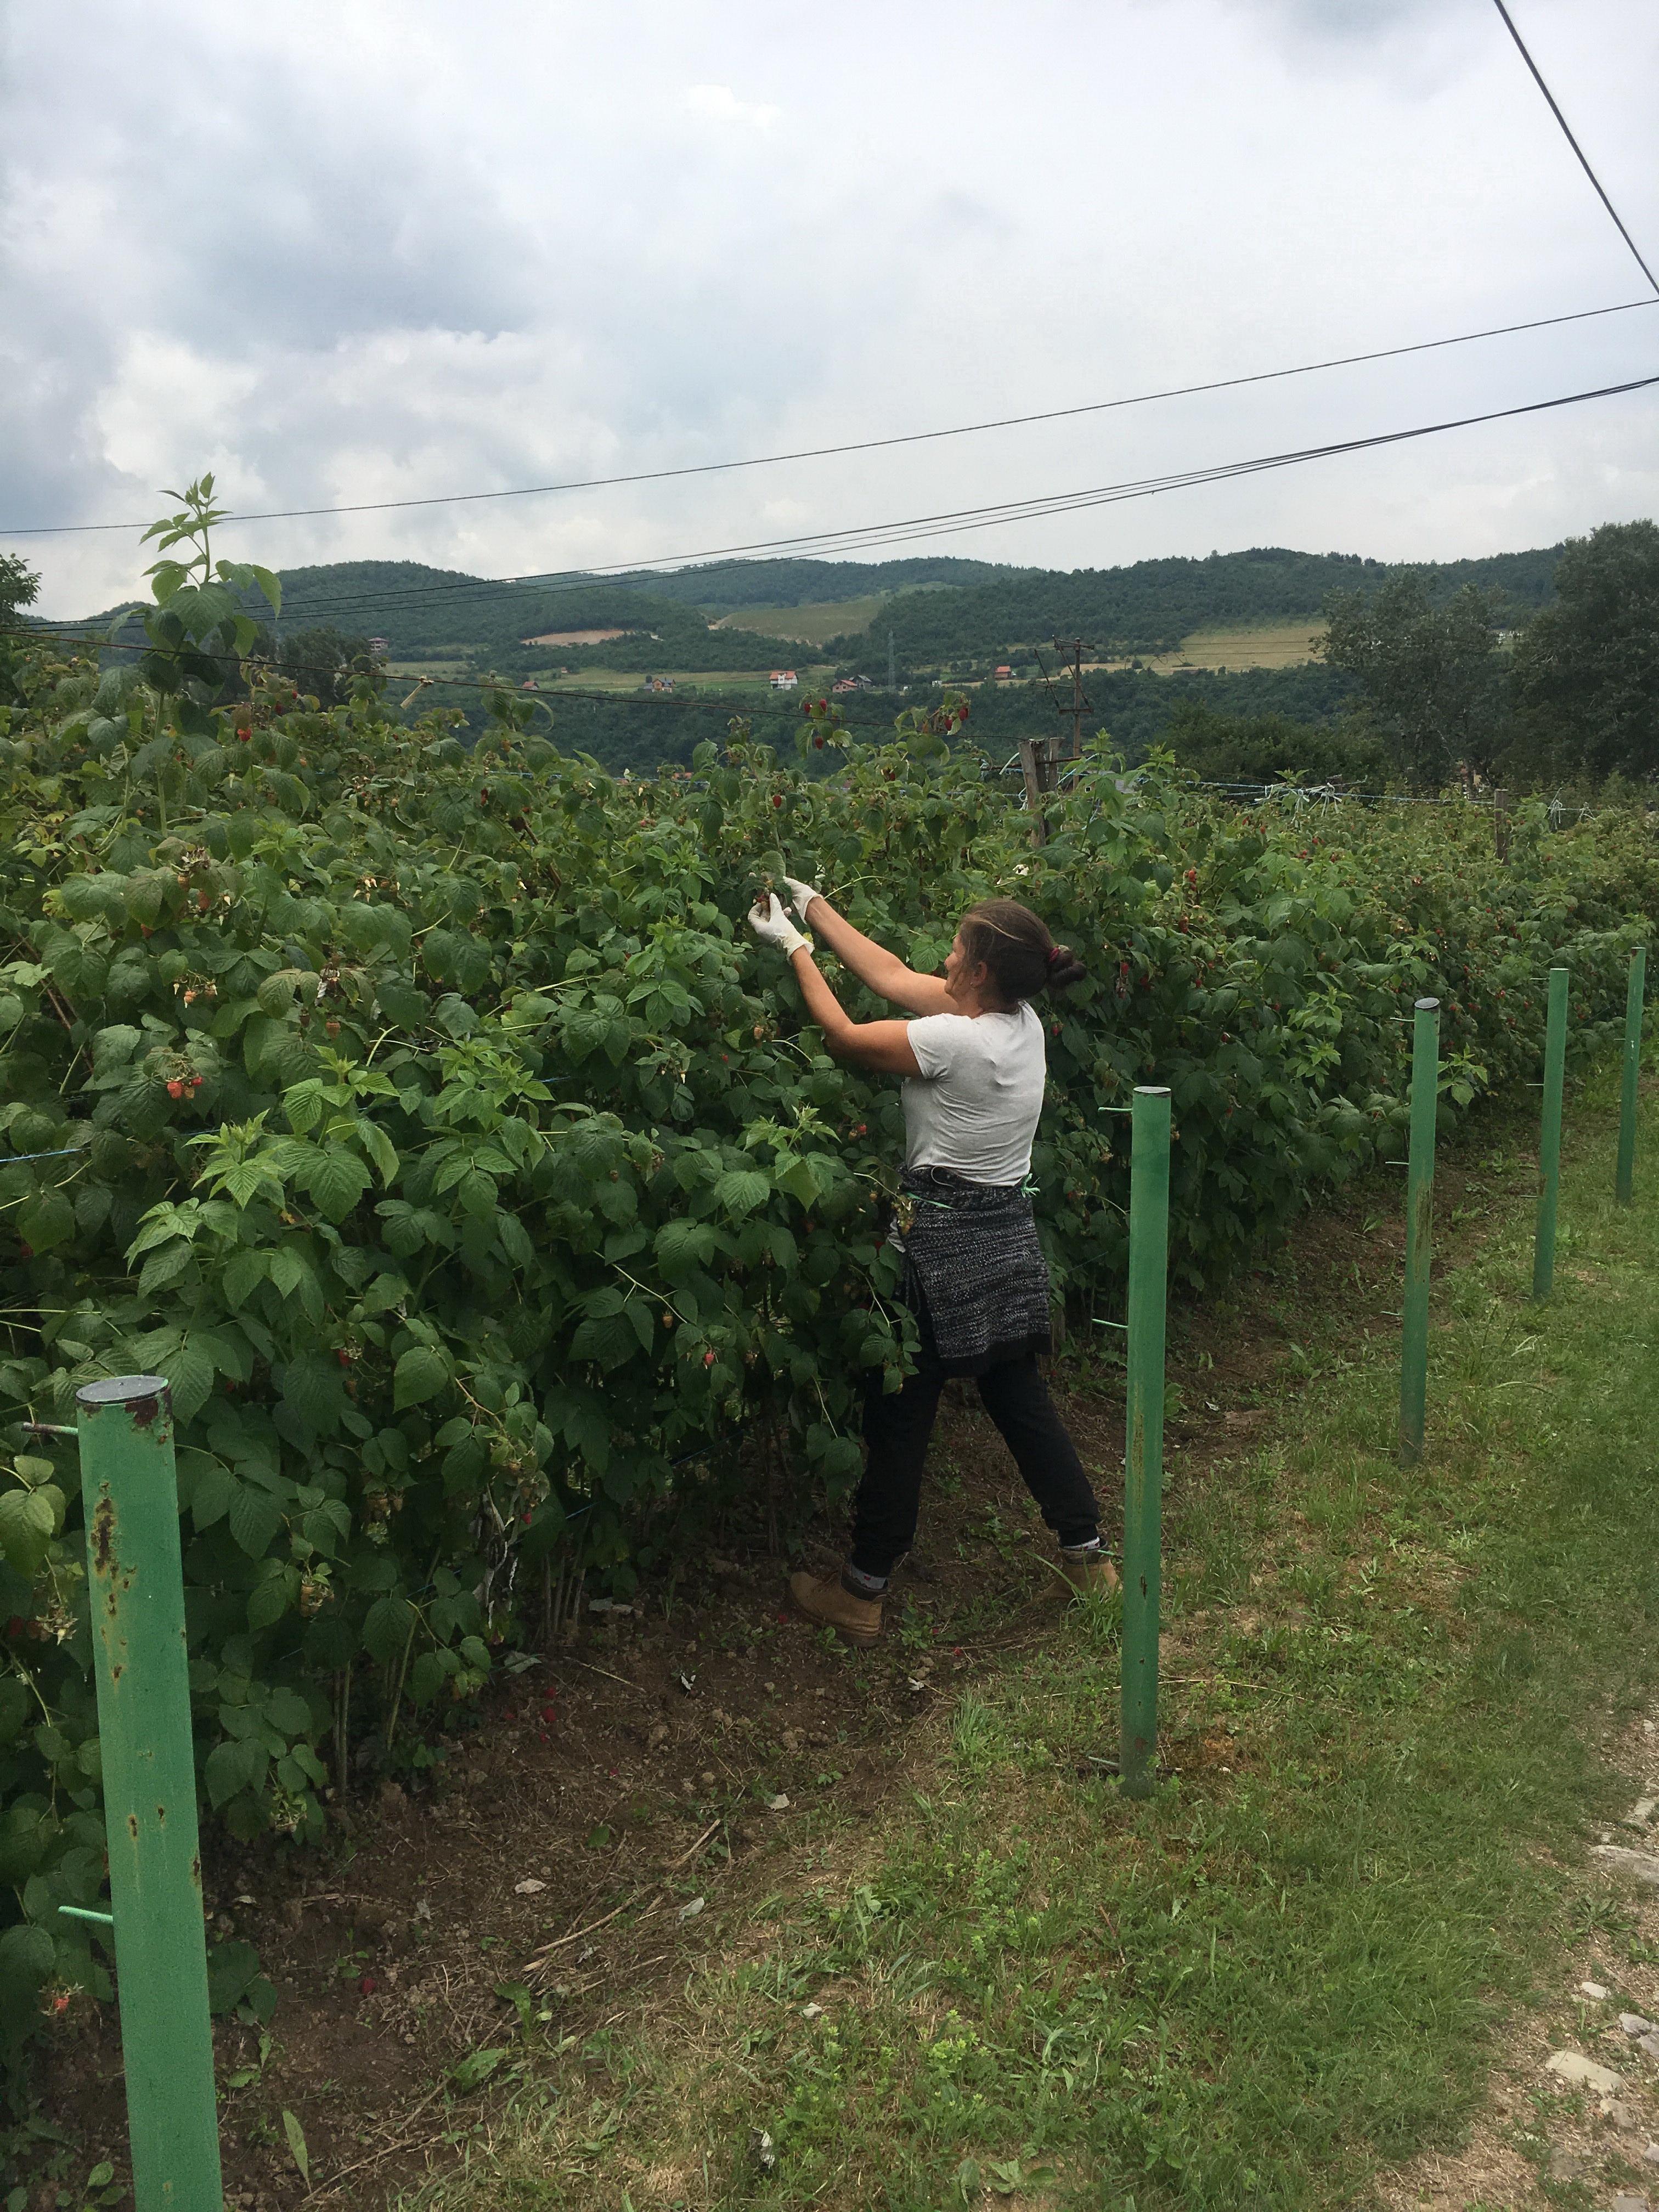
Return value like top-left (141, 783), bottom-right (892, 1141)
top-left (0, 507), bottom-right (1654, 2044)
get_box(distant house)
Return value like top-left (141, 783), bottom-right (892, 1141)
top-left (832, 677), bottom-right (856, 694)
top-left (368, 637), bottom-right (390, 660)
top-left (769, 670), bottom-right (798, 691)
top-left (994, 664), bottom-right (1013, 680)
top-left (520, 678), bottom-right (540, 691)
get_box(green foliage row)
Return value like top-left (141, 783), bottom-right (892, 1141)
top-left (0, 493), bottom-right (1652, 2052)
top-left (831, 544), bottom-right (1564, 676)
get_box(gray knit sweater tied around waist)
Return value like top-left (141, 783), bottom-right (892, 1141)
top-left (891, 1168), bottom-right (1053, 1376)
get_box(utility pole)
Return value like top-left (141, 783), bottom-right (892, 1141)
top-left (1053, 636), bottom-right (1093, 759)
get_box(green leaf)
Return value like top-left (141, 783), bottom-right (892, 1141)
top-left (0, 1488), bottom-right (56, 1576)
top-left (281, 1353), bottom-right (346, 1437)
top-left (712, 1169), bottom-right (770, 1220)
top-left (228, 1479), bottom-right (284, 1559)
top-left (362, 1593), bottom-right (416, 1664)
top-left (246, 1574), bottom-right (291, 1631)
top-left (205, 1736), bottom-right (264, 1808)
top-left (205, 1937), bottom-right (264, 2015)
top-left (190, 1462), bottom-right (234, 1529)
top-left (0, 1679), bottom-right (30, 1745)
top-left (654, 1219), bottom-right (716, 1279)
top-left (223, 1248), bottom-right (268, 1307)
top-left (267, 1245), bottom-right (310, 1301)
top-left (0, 1922), bottom-right (54, 2003)
top-left (18, 1189), bottom-right (74, 1254)
top-left (264, 1686), bottom-right (312, 1737)
top-left (569, 1310), bottom-right (638, 1370)
top-left (454, 1167), bottom-right (498, 1220)
top-left (305, 1148), bottom-right (371, 1224)
top-left (282, 2109), bottom-right (311, 2186)
top-left (450, 2046), bottom-right (508, 2093)
top-left (358, 1119), bottom-right (399, 1184)
top-left (162, 1338), bottom-right (215, 1425)
top-left (393, 1345), bottom-right (450, 1409)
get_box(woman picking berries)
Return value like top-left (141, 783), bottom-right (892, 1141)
top-left (748, 875), bottom-right (1115, 1646)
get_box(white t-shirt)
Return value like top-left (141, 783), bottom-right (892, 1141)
top-left (902, 1003), bottom-right (1047, 1186)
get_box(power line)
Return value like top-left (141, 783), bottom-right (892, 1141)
top-left (138, 368), bottom-right (1659, 636)
top-left (1489, 0), bottom-right (1659, 297)
top-left (3, 294), bottom-right (1656, 540)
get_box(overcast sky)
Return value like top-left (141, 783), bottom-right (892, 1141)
top-left (3, 0), bottom-right (1656, 619)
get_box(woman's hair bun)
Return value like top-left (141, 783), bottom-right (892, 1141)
top-left (958, 898), bottom-right (1089, 1001)
top-left (1045, 944), bottom-right (1087, 994)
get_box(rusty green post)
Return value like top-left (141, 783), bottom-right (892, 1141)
top-left (1616, 945), bottom-right (1646, 1206)
top-left (1398, 997), bottom-right (1440, 1468)
top-left (73, 1376), bottom-right (222, 2211)
top-left (1533, 966), bottom-right (1570, 1300)
top-left (1120, 1085), bottom-right (1171, 1801)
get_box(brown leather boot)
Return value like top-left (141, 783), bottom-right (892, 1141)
top-left (789, 1568), bottom-right (883, 1647)
top-left (1054, 1550), bottom-right (1121, 1601)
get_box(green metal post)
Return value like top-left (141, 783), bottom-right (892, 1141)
top-left (74, 1377), bottom-right (222, 2212)
top-left (1533, 966), bottom-right (1570, 1300)
top-left (1120, 1085), bottom-right (1171, 1801)
top-left (1398, 997), bottom-right (1440, 1468)
top-left (1616, 945), bottom-right (1646, 1206)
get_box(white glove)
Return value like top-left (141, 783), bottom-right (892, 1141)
top-left (749, 893), bottom-right (808, 955)
top-left (781, 873), bottom-right (822, 923)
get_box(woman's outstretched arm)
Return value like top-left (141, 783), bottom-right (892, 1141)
top-left (794, 891), bottom-right (950, 1016)
top-left (787, 945), bottom-right (922, 1076)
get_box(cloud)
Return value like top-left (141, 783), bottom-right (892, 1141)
top-left (684, 83), bottom-right (782, 131)
top-left (3, 0), bottom-right (1655, 618)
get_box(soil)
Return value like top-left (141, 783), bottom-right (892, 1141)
top-left (19, 1119), bottom-right (1545, 2210)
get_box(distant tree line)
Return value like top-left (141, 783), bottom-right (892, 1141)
top-left (1313, 521), bottom-right (1659, 793)
top-left (823, 543), bottom-right (1565, 678)
top-left (25, 524), bottom-right (1659, 794)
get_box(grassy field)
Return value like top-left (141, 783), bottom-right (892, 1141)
top-left (711, 597), bottom-right (889, 646)
top-left (1087, 620), bottom-right (1327, 675)
top-left (397, 1067), bottom-right (1659, 2211)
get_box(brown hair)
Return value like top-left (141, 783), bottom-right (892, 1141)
top-left (957, 898), bottom-right (1087, 1003)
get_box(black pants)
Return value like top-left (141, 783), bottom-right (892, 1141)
top-left (849, 1302), bottom-right (1101, 1578)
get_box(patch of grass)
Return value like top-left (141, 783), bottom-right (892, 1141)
top-left (1129, 621), bottom-right (1326, 674)
top-left (711, 598), bottom-right (889, 646)
top-left (405, 1072), bottom-right (1659, 2210)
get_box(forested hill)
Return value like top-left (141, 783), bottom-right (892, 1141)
top-left (66, 541), bottom-right (1565, 668)
top-left (832, 543), bottom-right (1565, 673)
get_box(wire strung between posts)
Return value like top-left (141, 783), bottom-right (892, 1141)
top-left (1488, 0), bottom-right (1659, 298)
top-left (5, 294), bottom-right (1658, 538)
top-left (29, 367), bottom-right (1659, 644)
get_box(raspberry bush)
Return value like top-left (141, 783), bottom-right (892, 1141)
top-left (0, 489), bottom-right (1654, 2042)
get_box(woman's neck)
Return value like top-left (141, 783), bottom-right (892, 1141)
top-left (946, 983), bottom-right (1018, 1019)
